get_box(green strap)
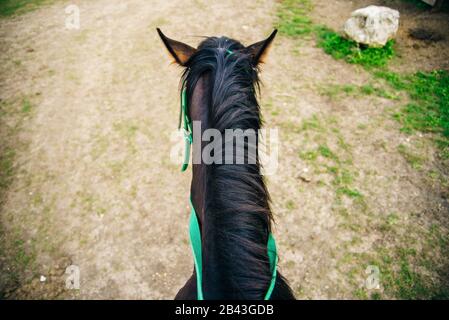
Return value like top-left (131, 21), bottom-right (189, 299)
top-left (180, 88), bottom-right (192, 172)
top-left (189, 198), bottom-right (277, 300)
top-left (189, 198), bottom-right (204, 300)
top-left (264, 233), bottom-right (278, 300)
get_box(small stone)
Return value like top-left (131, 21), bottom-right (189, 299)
top-left (344, 6), bottom-right (400, 48)
top-left (297, 175), bottom-right (311, 183)
top-left (40, 275), bottom-right (46, 282)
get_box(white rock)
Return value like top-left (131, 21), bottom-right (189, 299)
top-left (343, 6), bottom-right (400, 48)
top-left (40, 275), bottom-right (46, 282)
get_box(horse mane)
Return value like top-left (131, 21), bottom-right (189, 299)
top-left (181, 36), bottom-right (283, 299)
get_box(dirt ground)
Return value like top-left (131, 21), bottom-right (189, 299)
top-left (0, 0), bottom-right (448, 299)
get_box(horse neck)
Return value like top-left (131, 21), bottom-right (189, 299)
top-left (190, 72), bottom-right (273, 299)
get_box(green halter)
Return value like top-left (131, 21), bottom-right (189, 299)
top-left (189, 198), bottom-right (278, 300)
top-left (180, 49), bottom-right (278, 300)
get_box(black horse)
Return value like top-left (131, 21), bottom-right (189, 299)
top-left (157, 28), bottom-right (295, 300)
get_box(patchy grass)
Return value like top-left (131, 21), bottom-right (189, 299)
top-left (277, 1), bottom-right (396, 68)
top-left (75, 190), bottom-right (107, 217)
top-left (318, 144), bottom-right (338, 161)
top-left (0, 97), bottom-right (37, 202)
top-left (0, 0), bottom-right (56, 17)
top-left (298, 115), bottom-right (364, 202)
top-left (378, 239), bottom-right (448, 299)
top-left (378, 213), bottom-right (400, 232)
top-left (0, 147), bottom-right (15, 197)
top-left (299, 149), bottom-right (318, 161)
top-left (21, 98), bottom-right (33, 114)
top-left (359, 84), bottom-right (400, 100)
top-left (0, 94), bottom-right (42, 296)
top-left (277, 0), bottom-right (449, 299)
top-left (113, 121), bottom-right (139, 140)
top-left (397, 144), bottom-right (425, 170)
top-left (300, 114), bottom-right (326, 132)
top-left (297, 112), bottom-right (448, 299)
top-left (336, 187), bottom-right (363, 199)
top-left (112, 120), bottom-right (139, 154)
top-left (285, 199), bottom-right (296, 210)
top-left (316, 28), bottom-right (396, 68)
top-left (276, 0), bottom-right (314, 37)
top-left (0, 98), bottom-right (22, 205)
top-left (339, 226), bottom-right (449, 300)
top-left (376, 70), bottom-right (449, 159)
top-left (319, 83), bottom-right (400, 100)
top-left (0, 229), bottom-right (37, 298)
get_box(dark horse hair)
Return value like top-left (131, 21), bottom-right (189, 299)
top-left (158, 29), bottom-right (295, 300)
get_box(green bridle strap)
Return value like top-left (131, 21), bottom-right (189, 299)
top-left (188, 198), bottom-right (204, 300)
top-left (180, 88), bottom-right (192, 172)
top-left (264, 233), bottom-right (278, 300)
top-left (189, 198), bottom-right (278, 300)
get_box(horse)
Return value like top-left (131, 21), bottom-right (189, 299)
top-left (157, 28), bottom-right (295, 300)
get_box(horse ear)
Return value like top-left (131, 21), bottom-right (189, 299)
top-left (245, 29), bottom-right (277, 65)
top-left (156, 28), bottom-right (196, 66)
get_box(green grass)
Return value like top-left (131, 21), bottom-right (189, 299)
top-left (385, 247), bottom-right (448, 299)
top-left (376, 70), bottom-right (449, 158)
top-left (316, 28), bottom-right (396, 68)
top-left (379, 213), bottom-right (400, 232)
top-left (299, 150), bottom-right (318, 161)
top-left (0, 95), bottom-right (42, 295)
top-left (0, 228), bottom-right (37, 298)
top-left (1, 98), bottom-right (36, 203)
top-left (345, 212), bottom-right (449, 300)
top-left (0, 0), bottom-right (55, 17)
top-left (319, 83), bottom-right (400, 100)
top-left (336, 187), bottom-right (363, 199)
top-left (0, 147), bottom-right (15, 194)
top-left (298, 115), bottom-right (364, 202)
top-left (300, 114), bottom-right (325, 132)
top-left (360, 84), bottom-right (399, 100)
top-left (285, 199), bottom-right (296, 210)
top-left (397, 144), bottom-right (425, 169)
top-left (318, 144), bottom-right (338, 161)
top-left (341, 241), bottom-right (449, 300)
top-left (276, 0), bottom-right (314, 37)
top-left (21, 98), bottom-right (32, 113)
